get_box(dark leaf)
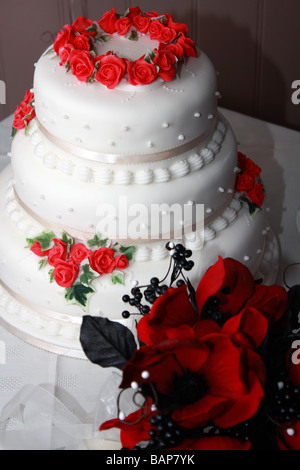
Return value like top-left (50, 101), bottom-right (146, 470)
top-left (187, 278), bottom-right (199, 315)
top-left (80, 316), bottom-right (137, 370)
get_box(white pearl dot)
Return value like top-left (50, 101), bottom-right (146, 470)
top-left (286, 428), bottom-right (295, 437)
top-left (194, 112), bottom-right (201, 118)
top-left (208, 114), bottom-right (214, 120)
top-left (141, 370), bottom-right (150, 380)
top-left (178, 134), bottom-right (185, 141)
top-left (219, 187), bottom-right (225, 193)
top-left (206, 208), bottom-right (213, 214)
top-left (119, 412), bottom-right (125, 421)
top-left (244, 255), bottom-right (250, 261)
top-left (131, 381), bottom-right (139, 390)
top-left (162, 122), bottom-right (169, 128)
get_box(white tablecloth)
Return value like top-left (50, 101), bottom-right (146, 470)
top-left (0, 109), bottom-right (300, 450)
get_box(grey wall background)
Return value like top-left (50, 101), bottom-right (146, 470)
top-left (0, 0), bottom-right (299, 130)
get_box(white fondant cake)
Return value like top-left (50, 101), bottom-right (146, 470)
top-left (0, 8), bottom-right (279, 357)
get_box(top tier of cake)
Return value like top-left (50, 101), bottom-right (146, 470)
top-left (33, 10), bottom-right (218, 158)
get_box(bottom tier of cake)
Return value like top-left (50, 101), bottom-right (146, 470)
top-left (0, 164), bottom-right (279, 357)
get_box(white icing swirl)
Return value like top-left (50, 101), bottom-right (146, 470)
top-left (203, 227), bottom-right (216, 241)
top-left (188, 153), bottom-right (204, 171)
top-left (74, 166), bottom-right (93, 182)
top-left (59, 159), bottom-right (74, 175)
top-left (200, 148), bottom-right (214, 164)
top-left (210, 216), bottom-right (228, 232)
top-left (207, 141), bottom-right (220, 154)
top-left (170, 160), bottom-right (190, 178)
top-left (43, 153), bottom-right (57, 169)
top-left (184, 231), bottom-right (204, 249)
top-left (151, 245), bottom-right (168, 261)
top-left (212, 129), bottom-right (224, 145)
top-left (153, 168), bottom-right (171, 183)
top-left (223, 207), bottom-right (237, 223)
top-left (34, 142), bottom-right (47, 158)
top-left (229, 197), bottom-right (242, 212)
top-left (30, 131), bottom-right (42, 146)
top-left (114, 170), bottom-right (133, 185)
top-left (94, 168), bottom-right (113, 184)
top-left (134, 168), bottom-right (154, 185)
top-left (217, 121), bottom-right (226, 134)
top-left (134, 246), bottom-right (151, 262)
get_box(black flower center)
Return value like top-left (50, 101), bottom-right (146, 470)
top-left (173, 370), bottom-right (208, 405)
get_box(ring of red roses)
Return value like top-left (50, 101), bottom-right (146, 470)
top-left (53, 8), bottom-right (197, 89)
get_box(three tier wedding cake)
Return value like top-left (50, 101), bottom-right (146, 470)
top-left (0, 6), bottom-right (279, 358)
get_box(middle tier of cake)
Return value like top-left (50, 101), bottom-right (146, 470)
top-left (11, 113), bottom-right (237, 241)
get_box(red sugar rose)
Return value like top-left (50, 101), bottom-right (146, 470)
top-left (58, 43), bottom-right (74, 66)
top-left (148, 20), bottom-right (177, 44)
top-left (115, 16), bottom-right (132, 35)
top-left (68, 49), bottom-right (95, 82)
top-left (48, 239), bottom-right (68, 267)
top-left (98, 8), bottom-right (119, 34)
top-left (30, 241), bottom-right (50, 258)
top-left (126, 6), bottom-right (142, 20)
top-left (95, 52), bottom-right (127, 89)
top-left (165, 14), bottom-right (189, 35)
top-left (247, 183), bottom-right (264, 207)
top-left (13, 90), bottom-right (36, 130)
top-left (114, 254), bottom-right (129, 270)
top-left (127, 58), bottom-right (157, 86)
top-left (69, 243), bottom-right (91, 265)
top-left (89, 247), bottom-right (116, 275)
top-left (73, 34), bottom-right (91, 51)
top-left (53, 259), bottom-right (80, 288)
top-left (159, 41), bottom-right (185, 60)
top-left (148, 19), bottom-right (165, 40)
top-left (53, 25), bottom-right (75, 56)
top-left (177, 33), bottom-right (197, 58)
top-left (153, 49), bottom-right (177, 82)
top-left (71, 16), bottom-right (95, 36)
top-left (235, 172), bottom-right (255, 192)
top-left (133, 14), bottom-right (151, 34)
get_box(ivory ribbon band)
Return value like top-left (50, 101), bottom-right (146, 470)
top-left (36, 119), bottom-right (212, 164)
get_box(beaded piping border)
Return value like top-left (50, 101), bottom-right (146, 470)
top-left (25, 120), bottom-right (226, 185)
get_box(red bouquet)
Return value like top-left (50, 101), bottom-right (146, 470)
top-left (80, 243), bottom-right (300, 450)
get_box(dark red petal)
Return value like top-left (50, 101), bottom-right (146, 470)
top-left (196, 256), bottom-right (226, 313)
top-left (137, 284), bottom-right (198, 345)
